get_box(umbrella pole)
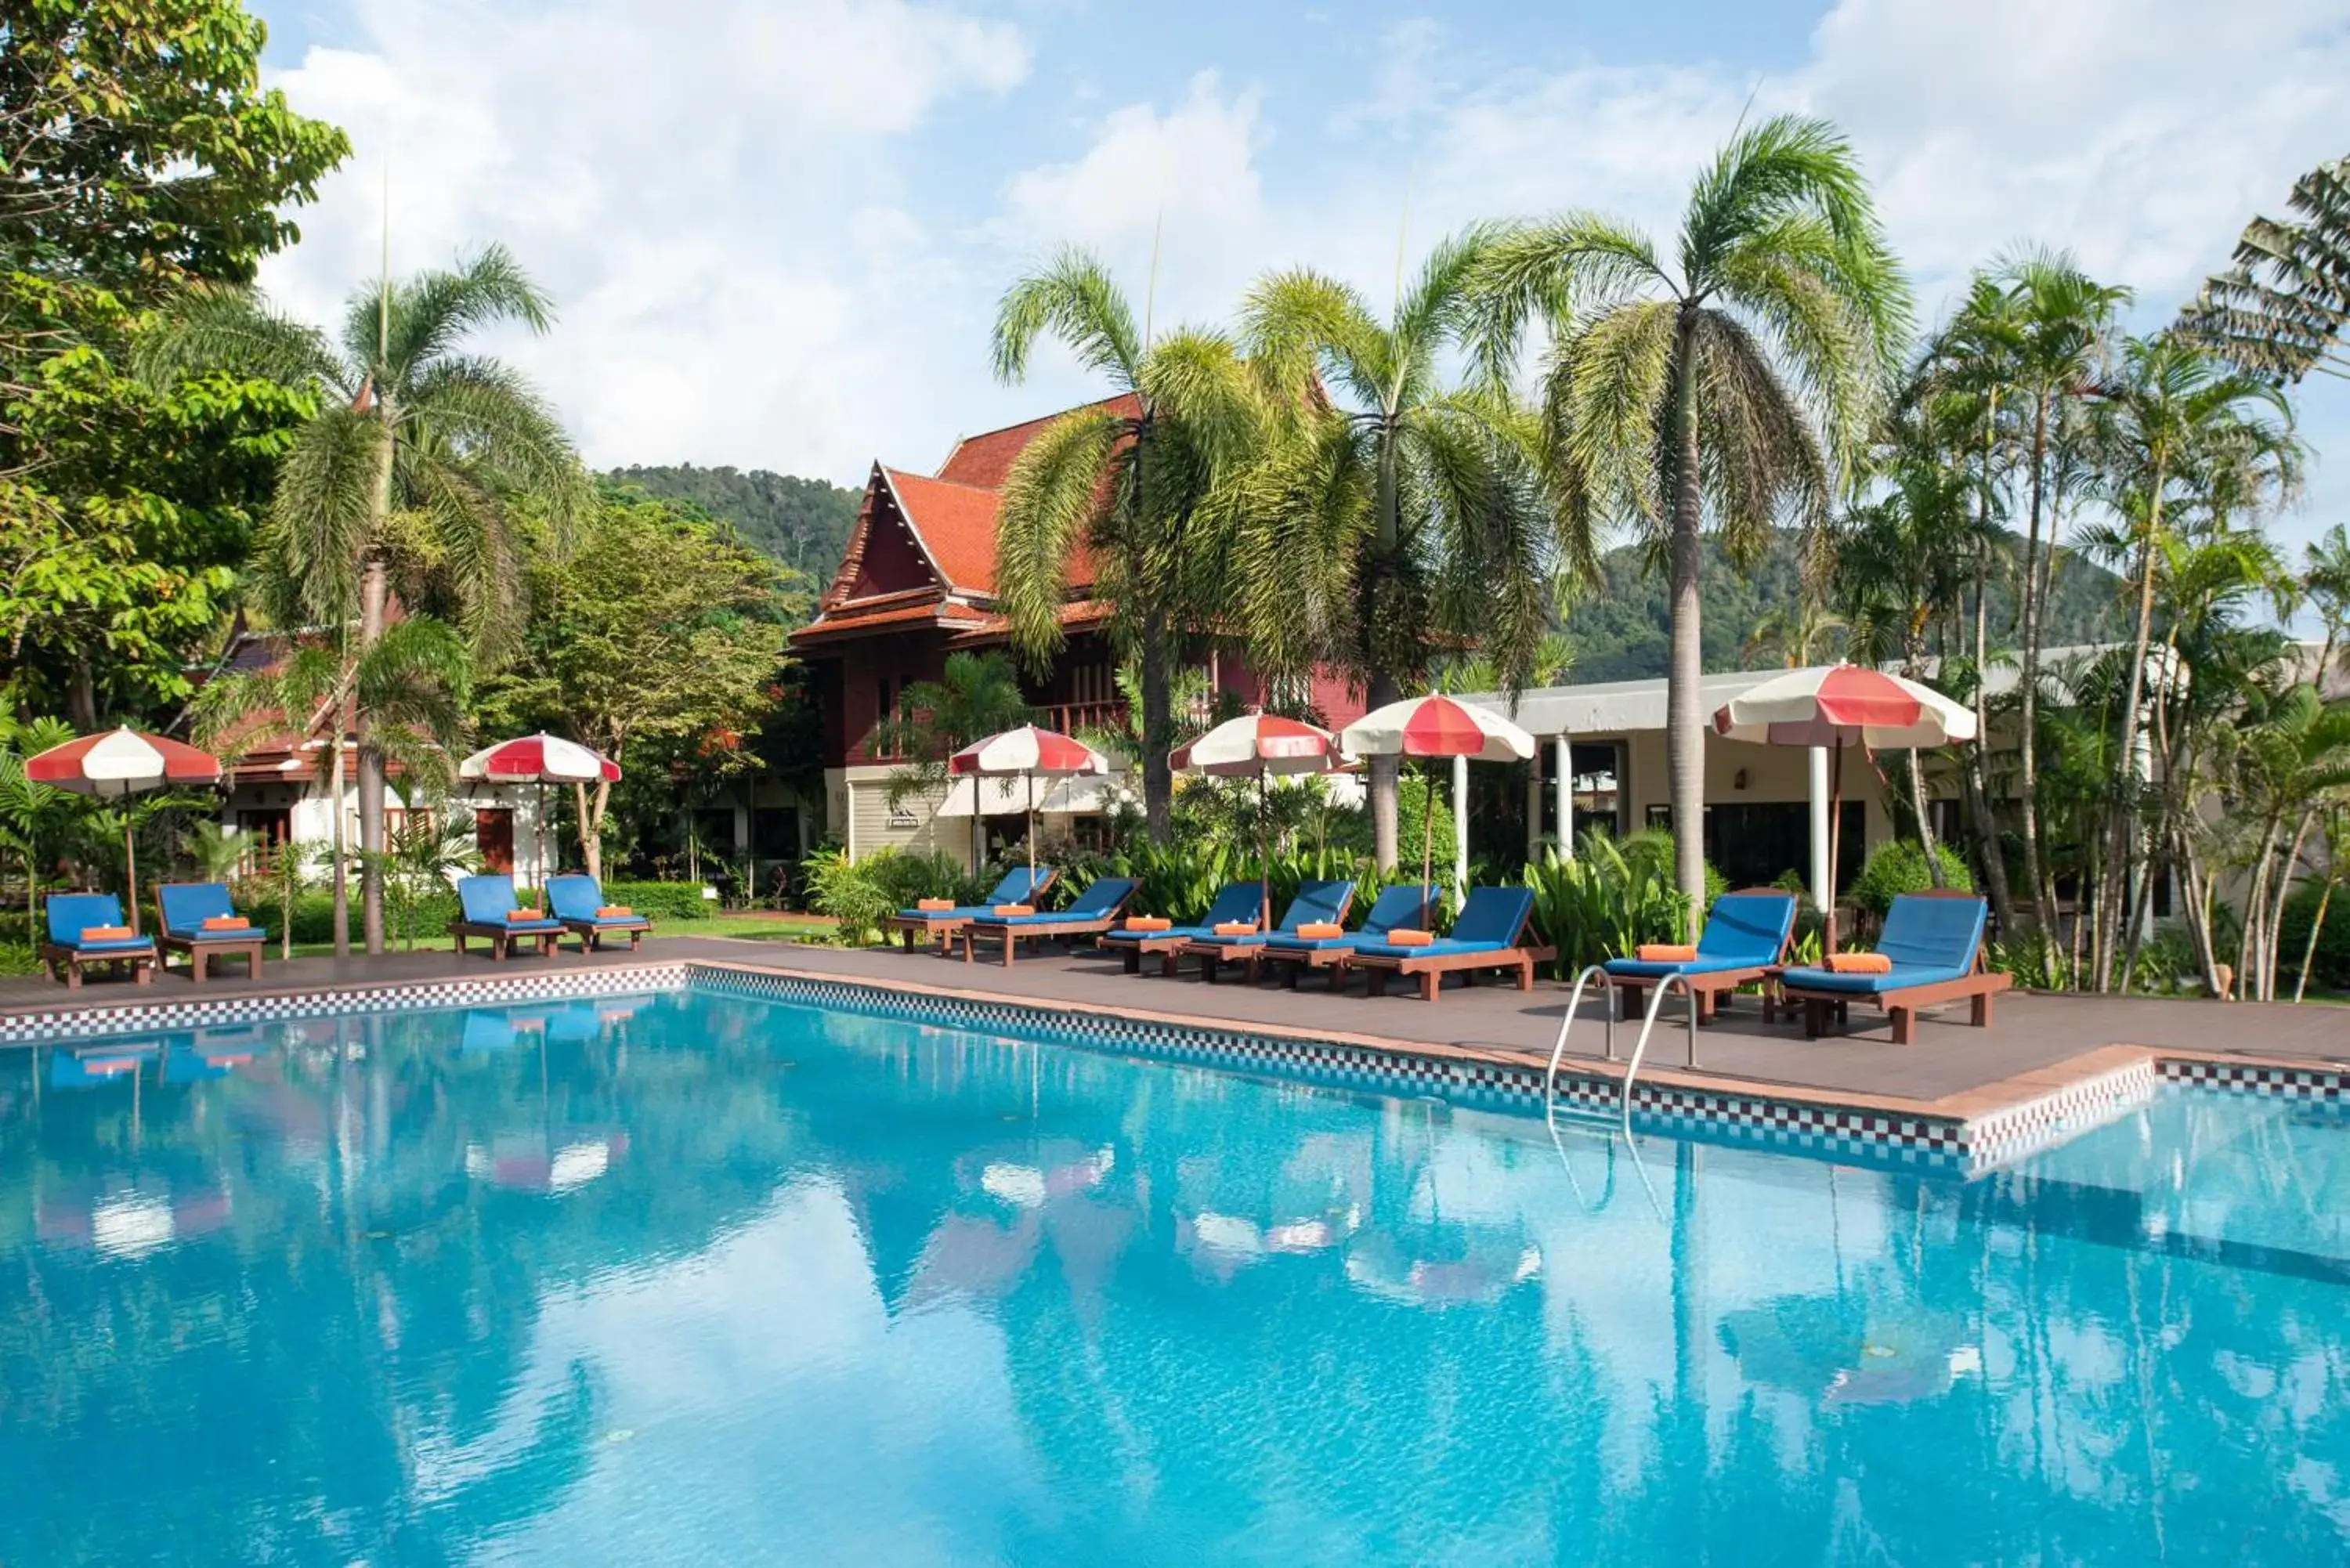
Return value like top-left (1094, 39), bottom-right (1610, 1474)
top-left (1826, 742), bottom-right (1845, 954)
top-left (124, 815), bottom-right (139, 935)
top-left (1420, 759), bottom-right (1436, 904)
top-left (1259, 768), bottom-right (1271, 930)
top-left (1026, 772), bottom-right (1035, 883)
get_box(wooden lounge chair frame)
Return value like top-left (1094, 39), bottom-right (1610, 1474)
top-left (39, 893), bottom-right (158, 990)
top-left (1176, 883), bottom-right (1356, 985)
top-left (448, 876), bottom-right (563, 961)
top-left (1096, 887), bottom-right (1270, 976)
top-left (1607, 887), bottom-right (1795, 1025)
top-left (884, 869), bottom-right (1056, 952)
top-left (545, 874), bottom-right (653, 952)
top-left (960, 880), bottom-right (1141, 966)
top-left (1353, 895), bottom-right (1554, 1002)
top-left (1776, 888), bottom-right (2013, 1044)
top-left (155, 881), bottom-right (265, 984)
top-left (1259, 885), bottom-right (1436, 990)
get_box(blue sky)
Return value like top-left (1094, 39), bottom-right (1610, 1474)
top-left (247, 0), bottom-right (2347, 561)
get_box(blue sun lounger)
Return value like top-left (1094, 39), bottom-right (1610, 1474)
top-left (960, 876), bottom-right (1141, 965)
top-left (157, 881), bottom-right (268, 983)
top-left (1600, 888), bottom-right (1798, 1024)
top-left (1096, 880), bottom-right (1268, 974)
top-left (1258, 882), bottom-right (1436, 988)
top-left (39, 892), bottom-right (157, 989)
top-left (1177, 879), bottom-right (1355, 984)
top-left (1350, 885), bottom-right (1550, 1002)
top-left (1774, 891), bottom-right (2010, 1043)
top-left (546, 874), bottom-right (653, 951)
top-left (886, 865), bottom-right (1056, 952)
top-left (449, 874), bottom-right (564, 960)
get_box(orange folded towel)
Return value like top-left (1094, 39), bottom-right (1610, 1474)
top-left (1637, 943), bottom-right (1697, 962)
top-left (1213, 921), bottom-right (1259, 937)
top-left (993, 904), bottom-right (1034, 916)
top-left (1295, 922), bottom-right (1344, 940)
top-left (1826, 952), bottom-right (1893, 974)
top-left (1387, 928), bottom-right (1434, 947)
top-left (201, 916), bottom-right (251, 931)
top-left (504, 909), bottom-right (544, 924)
top-left (916, 898), bottom-right (955, 912)
top-left (1123, 916), bottom-right (1172, 932)
top-left (595, 905), bottom-right (634, 918)
top-left (79, 924), bottom-right (132, 941)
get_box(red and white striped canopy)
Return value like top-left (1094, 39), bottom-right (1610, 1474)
top-left (1342, 694), bottom-right (1534, 764)
top-left (26, 728), bottom-right (222, 798)
top-left (458, 732), bottom-right (621, 784)
top-left (1712, 665), bottom-right (1977, 750)
top-left (946, 724), bottom-right (1107, 779)
top-left (1170, 714), bottom-right (1342, 778)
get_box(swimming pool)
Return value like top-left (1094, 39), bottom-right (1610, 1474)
top-left (2, 985), bottom-right (2345, 1565)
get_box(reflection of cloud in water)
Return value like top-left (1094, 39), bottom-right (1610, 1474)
top-left (978, 1144), bottom-right (1112, 1209)
top-left (38, 1185), bottom-right (232, 1259)
top-left (465, 1132), bottom-right (628, 1194)
top-left (913, 1211), bottom-right (1041, 1300)
top-left (1344, 1230), bottom-right (1542, 1308)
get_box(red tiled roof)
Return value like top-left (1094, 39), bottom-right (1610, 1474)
top-left (880, 469), bottom-right (1005, 594)
top-left (790, 599), bottom-right (987, 644)
top-left (945, 599), bottom-right (1112, 646)
top-left (937, 392), bottom-right (1141, 490)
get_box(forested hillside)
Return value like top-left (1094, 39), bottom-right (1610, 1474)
top-left (605, 464), bottom-right (862, 577)
top-left (1561, 530), bottom-right (2132, 682)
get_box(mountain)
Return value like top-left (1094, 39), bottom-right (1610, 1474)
top-left (604, 464), bottom-right (861, 578)
top-left (1560, 530), bottom-right (2132, 684)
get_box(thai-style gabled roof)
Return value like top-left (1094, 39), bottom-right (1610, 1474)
top-left (794, 394), bottom-right (1136, 648)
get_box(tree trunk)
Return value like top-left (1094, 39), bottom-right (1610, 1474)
top-left (2296, 878), bottom-right (2334, 1004)
top-left (1368, 411), bottom-right (1404, 872)
top-left (2098, 482), bottom-right (2164, 992)
top-left (2267, 809), bottom-right (2316, 1003)
top-left (576, 778), bottom-right (609, 883)
top-left (1139, 609), bottom-right (1174, 841)
top-left (1968, 431), bottom-right (2017, 933)
top-left (356, 554), bottom-right (390, 955)
top-left (1665, 313), bottom-right (1706, 934)
top-left (331, 696), bottom-right (351, 958)
top-left (2015, 393), bottom-right (2055, 981)
top-left (65, 656), bottom-right (99, 733)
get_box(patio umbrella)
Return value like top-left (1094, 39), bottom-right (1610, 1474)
top-left (1341, 695), bottom-right (1534, 902)
top-left (26, 727), bottom-right (223, 934)
top-left (945, 724), bottom-right (1108, 883)
top-left (1169, 714), bottom-right (1343, 924)
top-left (1712, 664), bottom-right (1976, 951)
top-left (458, 732), bottom-right (620, 898)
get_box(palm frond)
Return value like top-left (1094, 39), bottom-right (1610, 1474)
top-left (133, 281), bottom-right (346, 393)
top-left (992, 249), bottom-right (1144, 388)
top-left (1465, 213), bottom-right (1668, 388)
top-left (993, 407), bottom-right (1122, 670)
top-left (268, 405), bottom-right (389, 623)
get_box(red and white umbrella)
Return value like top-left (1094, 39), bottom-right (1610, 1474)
top-left (946, 724), bottom-right (1107, 878)
top-left (1171, 715), bottom-right (1343, 923)
top-left (1713, 665), bottom-right (1976, 949)
top-left (1342, 695), bottom-right (1534, 899)
top-left (459, 733), bottom-right (621, 893)
top-left (27, 728), bottom-right (223, 933)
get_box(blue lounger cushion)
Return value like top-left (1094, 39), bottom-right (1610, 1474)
top-left (1603, 891), bottom-right (1797, 980)
top-left (1351, 885), bottom-right (1536, 961)
top-left (545, 874), bottom-right (650, 927)
top-left (1778, 893), bottom-right (1988, 995)
top-left (973, 877), bottom-right (1137, 927)
top-left (45, 893), bottom-right (155, 952)
top-left (897, 865), bottom-right (1053, 921)
top-left (1099, 881), bottom-right (1264, 945)
top-left (1263, 883), bottom-right (1434, 953)
top-left (1190, 879), bottom-right (1352, 946)
top-left (158, 882), bottom-right (269, 942)
top-left (457, 874), bottom-right (562, 931)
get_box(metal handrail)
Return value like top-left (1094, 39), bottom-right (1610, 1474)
top-left (1543, 962), bottom-right (1702, 1135)
top-left (1542, 963), bottom-right (1615, 1112)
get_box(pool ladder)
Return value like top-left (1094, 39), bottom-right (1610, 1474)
top-left (1542, 964), bottom-right (1701, 1133)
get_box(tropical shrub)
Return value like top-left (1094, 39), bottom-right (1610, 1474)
top-left (596, 880), bottom-right (718, 921)
top-left (1521, 830), bottom-right (1695, 976)
top-left (803, 848), bottom-right (894, 945)
top-left (859, 848), bottom-right (989, 912)
top-left (1847, 840), bottom-right (1974, 920)
top-left (2279, 883), bottom-right (2349, 992)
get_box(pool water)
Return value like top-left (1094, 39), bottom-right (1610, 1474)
top-left (2, 988), bottom-right (2347, 1566)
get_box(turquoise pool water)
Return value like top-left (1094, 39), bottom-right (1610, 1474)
top-left (2, 988), bottom-right (2346, 1566)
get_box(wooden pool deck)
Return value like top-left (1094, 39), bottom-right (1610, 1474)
top-left (5, 933), bottom-right (2343, 1129)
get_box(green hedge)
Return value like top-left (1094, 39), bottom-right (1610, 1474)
top-left (594, 880), bottom-right (716, 920)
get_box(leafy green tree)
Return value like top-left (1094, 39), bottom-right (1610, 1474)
top-left (866, 649), bottom-right (1035, 871)
top-left (2179, 154), bottom-right (2350, 385)
top-left (141, 244), bottom-right (587, 952)
top-left (1236, 231), bottom-right (1584, 869)
top-left (1473, 115), bottom-right (1912, 925)
top-left (2301, 523), bottom-right (2350, 691)
top-left (989, 249), bottom-right (1266, 840)
top-left (603, 465), bottom-right (860, 577)
top-left (0, 704), bottom-right (78, 938)
top-left (474, 495), bottom-right (800, 880)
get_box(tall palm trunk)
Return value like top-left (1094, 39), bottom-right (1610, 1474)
top-left (2098, 475), bottom-right (2165, 991)
top-left (1368, 408), bottom-right (1405, 872)
top-left (356, 553), bottom-right (390, 953)
top-left (1964, 459), bottom-right (2016, 929)
top-left (1665, 314), bottom-right (1706, 934)
top-left (2015, 393), bottom-right (2057, 980)
top-left (1139, 610), bottom-right (1174, 842)
top-left (331, 693), bottom-right (352, 957)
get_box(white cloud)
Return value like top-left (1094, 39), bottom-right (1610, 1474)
top-left (259, 0), bottom-right (1029, 480)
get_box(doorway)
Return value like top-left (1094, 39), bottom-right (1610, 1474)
top-left (475, 807), bottom-right (515, 874)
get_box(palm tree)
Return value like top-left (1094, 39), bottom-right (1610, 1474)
top-left (2085, 334), bottom-right (2299, 987)
top-left (1235, 229), bottom-right (1585, 869)
top-left (1741, 602), bottom-right (1845, 668)
top-left (0, 706), bottom-right (77, 940)
top-left (1987, 251), bottom-right (2128, 953)
top-left (2303, 524), bottom-right (2350, 691)
top-left (1472, 114), bottom-right (1911, 919)
top-left (2178, 154), bottom-right (2350, 385)
top-left (989, 250), bottom-right (1264, 840)
top-left (140, 245), bottom-right (584, 952)
top-left (869, 650), bottom-right (1034, 872)
top-left (190, 620), bottom-right (472, 955)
